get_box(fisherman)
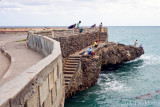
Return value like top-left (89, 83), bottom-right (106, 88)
top-left (134, 40), bottom-right (138, 47)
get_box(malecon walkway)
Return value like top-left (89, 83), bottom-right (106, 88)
top-left (0, 33), bottom-right (44, 87)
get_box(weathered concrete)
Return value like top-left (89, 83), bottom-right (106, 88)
top-left (0, 34), bottom-right (43, 87)
top-left (0, 46), bottom-right (43, 87)
top-left (0, 33), bottom-right (65, 107)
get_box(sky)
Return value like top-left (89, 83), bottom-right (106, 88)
top-left (0, 0), bottom-right (160, 26)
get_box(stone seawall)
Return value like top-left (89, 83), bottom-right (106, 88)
top-left (0, 33), bottom-right (64, 107)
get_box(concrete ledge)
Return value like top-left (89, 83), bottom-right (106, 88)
top-left (1, 48), bottom-right (16, 79)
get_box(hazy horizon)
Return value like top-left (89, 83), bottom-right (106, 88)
top-left (0, 0), bottom-right (160, 26)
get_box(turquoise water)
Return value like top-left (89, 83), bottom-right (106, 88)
top-left (65, 26), bottom-right (160, 107)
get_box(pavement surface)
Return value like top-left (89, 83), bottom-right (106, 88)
top-left (0, 33), bottom-right (44, 87)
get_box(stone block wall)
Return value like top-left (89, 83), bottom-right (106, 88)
top-left (0, 33), bottom-right (65, 107)
top-left (55, 31), bottom-right (108, 58)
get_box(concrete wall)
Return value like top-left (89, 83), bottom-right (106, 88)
top-left (27, 32), bottom-right (54, 56)
top-left (0, 32), bottom-right (65, 107)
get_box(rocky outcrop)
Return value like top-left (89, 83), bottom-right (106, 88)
top-left (65, 42), bottom-right (144, 98)
top-left (97, 42), bottom-right (144, 66)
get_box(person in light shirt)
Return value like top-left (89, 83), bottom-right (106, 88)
top-left (134, 40), bottom-right (138, 47)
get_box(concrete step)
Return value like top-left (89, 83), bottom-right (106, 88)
top-left (64, 71), bottom-right (74, 74)
top-left (64, 74), bottom-right (73, 78)
top-left (64, 67), bottom-right (76, 71)
top-left (65, 79), bottom-right (71, 82)
top-left (66, 60), bottom-right (79, 63)
top-left (64, 64), bottom-right (77, 68)
top-left (65, 62), bottom-right (78, 65)
top-left (65, 81), bottom-right (70, 85)
top-left (65, 78), bottom-right (71, 81)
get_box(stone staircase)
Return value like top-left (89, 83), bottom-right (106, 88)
top-left (64, 55), bottom-right (81, 89)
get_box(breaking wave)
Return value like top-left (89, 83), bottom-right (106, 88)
top-left (127, 55), bottom-right (160, 68)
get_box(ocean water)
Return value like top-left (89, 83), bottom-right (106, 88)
top-left (65, 26), bottom-right (160, 107)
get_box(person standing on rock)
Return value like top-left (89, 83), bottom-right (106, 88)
top-left (134, 40), bottom-right (138, 47)
top-left (76, 21), bottom-right (81, 29)
top-left (99, 22), bottom-right (102, 32)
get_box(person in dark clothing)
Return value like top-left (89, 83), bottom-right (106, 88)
top-left (91, 24), bottom-right (96, 28)
top-left (68, 24), bottom-right (76, 29)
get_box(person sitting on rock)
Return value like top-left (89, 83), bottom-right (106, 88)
top-left (86, 46), bottom-right (95, 57)
top-left (68, 24), bottom-right (76, 29)
top-left (91, 24), bottom-right (96, 28)
top-left (134, 40), bottom-right (138, 47)
top-left (139, 44), bottom-right (143, 49)
top-left (93, 40), bottom-right (99, 48)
